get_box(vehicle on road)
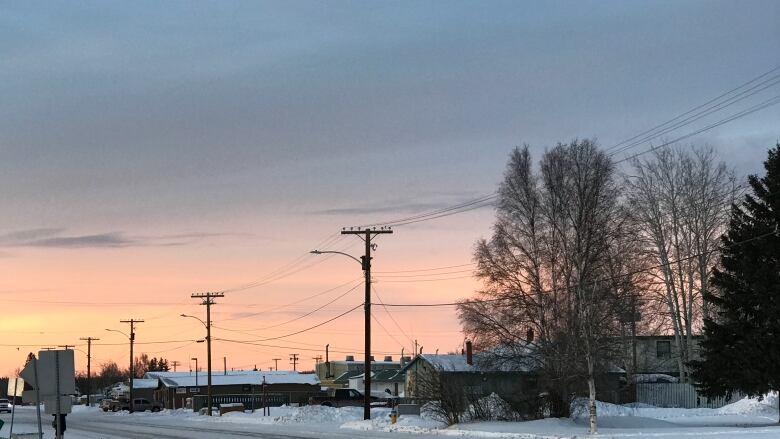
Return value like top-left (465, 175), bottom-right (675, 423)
top-left (0, 398), bottom-right (11, 413)
top-left (308, 388), bottom-right (390, 408)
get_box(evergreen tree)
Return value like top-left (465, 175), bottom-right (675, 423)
top-left (691, 144), bottom-right (780, 422)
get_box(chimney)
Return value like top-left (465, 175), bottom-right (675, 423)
top-left (369, 356), bottom-right (375, 361)
top-left (384, 356), bottom-right (393, 362)
top-left (346, 355), bottom-right (355, 362)
top-left (466, 340), bottom-right (473, 366)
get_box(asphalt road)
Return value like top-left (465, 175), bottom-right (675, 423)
top-left (1, 408), bottom-right (395, 439)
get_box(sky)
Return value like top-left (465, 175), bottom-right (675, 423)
top-left (1, 0), bottom-right (779, 377)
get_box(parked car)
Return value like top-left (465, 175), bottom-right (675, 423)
top-left (0, 398), bottom-right (11, 413)
top-left (120, 398), bottom-right (163, 412)
top-left (308, 389), bottom-right (389, 408)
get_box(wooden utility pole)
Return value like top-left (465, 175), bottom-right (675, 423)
top-left (171, 360), bottom-right (181, 372)
top-left (289, 354), bottom-right (299, 371)
top-left (79, 337), bottom-right (100, 406)
top-left (341, 227), bottom-right (392, 420)
top-left (191, 292), bottom-right (223, 416)
top-left (272, 358), bottom-right (281, 371)
top-left (120, 319), bottom-right (143, 412)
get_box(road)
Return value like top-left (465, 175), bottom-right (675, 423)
top-left (1, 407), bottom-right (400, 439)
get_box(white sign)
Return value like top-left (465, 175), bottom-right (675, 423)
top-left (6, 377), bottom-right (24, 397)
top-left (20, 349), bottom-right (76, 409)
top-left (44, 396), bottom-right (73, 415)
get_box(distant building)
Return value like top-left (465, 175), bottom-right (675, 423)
top-left (143, 370), bottom-right (321, 409)
top-left (348, 369), bottom-right (405, 396)
top-left (315, 355), bottom-right (405, 383)
top-left (633, 335), bottom-right (703, 377)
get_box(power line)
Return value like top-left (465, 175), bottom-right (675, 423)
top-left (615, 94), bottom-right (780, 165)
top-left (374, 263), bottom-right (476, 274)
top-left (373, 229), bottom-right (777, 308)
top-left (606, 64), bottom-right (780, 153)
top-left (215, 303), bottom-right (362, 343)
top-left (213, 282), bottom-right (362, 334)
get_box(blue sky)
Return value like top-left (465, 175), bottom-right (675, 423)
top-left (0, 1), bottom-right (779, 374)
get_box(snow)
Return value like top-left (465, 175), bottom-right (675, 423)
top-left (3, 395), bottom-right (780, 439)
top-left (132, 378), bottom-right (159, 389)
top-left (632, 373), bottom-right (679, 383)
top-left (152, 370), bottom-right (320, 387)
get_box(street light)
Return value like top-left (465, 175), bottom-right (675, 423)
top-left (310, 228), bottom-right (393, 422)
top-left (105, 327), bottom-right (135, 411)
top-left (181, 313), bottom-right (215, 416)
top-left (191, 357), bottom-right (199, 387)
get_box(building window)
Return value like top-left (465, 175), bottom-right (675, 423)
top-left (176, 388), bottom-right (186, 394)
top-left (656, 340), bottom-right (671, 359)
top-left (188, 387), bottom-right (200, 393)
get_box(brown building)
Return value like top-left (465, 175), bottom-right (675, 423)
top-left (144, 371), bottom-right (322, 410)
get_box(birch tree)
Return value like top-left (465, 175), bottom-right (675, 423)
top-left (460, 140), bottom-right (632, 433)
top-left (625, 146), bottom-right (735, 381)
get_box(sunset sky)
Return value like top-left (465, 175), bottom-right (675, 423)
top-left (1, 1), bottom-right (779, 377)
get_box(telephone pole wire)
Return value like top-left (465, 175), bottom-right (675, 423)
top-left (191, 292), bottom-right (224, 416)
top-left (342, 227), bottom-right (393, 420)
top-left (119, 319), bottom-right (143, 412)
top-left (79, 337), bottom-right (100, 406)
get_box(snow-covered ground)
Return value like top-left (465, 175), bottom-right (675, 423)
top-left (2, 395), bottom-right (780, 438)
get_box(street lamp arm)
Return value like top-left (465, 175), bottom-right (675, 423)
top-left (105, 328), bottom-right (129, 339)
top-left (181, 314), bottom-right (207, 328)
top-left (310, 250), bottom-right (362, 266)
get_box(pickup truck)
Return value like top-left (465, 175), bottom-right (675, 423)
top-left (308, 389), bottom-right (391, 408)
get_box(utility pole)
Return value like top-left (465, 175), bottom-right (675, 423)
top-left (120, 319), bottom-right (143, 412)
top-left (312, 356), bottom-right (323, 368)
top-left (191, 292), bottom-right (223, 416)
top-left (272, 358), bottom-right (281, 371)
top-left (342, 227), bottom-right (392, 420)
top-left (289, 354), bottom-right (299, 371)
top-left (79, 337), bottom-right (99, 406)
top-left (57, 345), bottom-right (74, 350)
top-left (171, 360), bottom-right (181, 372)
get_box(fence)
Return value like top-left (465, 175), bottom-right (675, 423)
top-left (635, 383), bottom-right (742, 409)
top-left (192, 393), bottom-right (291, 412)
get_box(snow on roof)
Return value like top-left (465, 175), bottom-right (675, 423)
top-left (350, 369), bottom-right (405, 383)
top-left (132, 379), bottom-right (159, 389)
top-left (401, 353), bottom-right (536, 374)
top-left (155, 371), bottom-right (320, 388)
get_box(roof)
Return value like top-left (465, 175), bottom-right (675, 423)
top-left (350, 369), bottom-right (405, 383)
top-left (149, 371), bottom-right (320, 387)
top-left (333, 370), bottom-right (364, 384)
top-left (401, 353), bottom-right (537, 374)
top-left (132, 379), bottom-right (159, 390)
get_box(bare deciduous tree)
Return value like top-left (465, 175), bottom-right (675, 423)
top-left (460, 140), bottom-right (636, 434)
top-left (625, 146), bottom-right (735, 382)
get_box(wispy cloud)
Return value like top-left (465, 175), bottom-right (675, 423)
top-left (0, 229), bottom-right (251, 249)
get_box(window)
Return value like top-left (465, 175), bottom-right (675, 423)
top-left (188, 387), bottom-right (200, 393)
top-left (176, 387), bottom-right (186, 394)
top-left (656, 340), bottom-right (671, 359)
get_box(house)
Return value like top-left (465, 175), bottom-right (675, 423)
top-left (132, 378), bottom-right (159, 401)
top-left (143, 370), bottom-right (321, 409)
top-left (633, 335), bottom-right (702, 377)
top-left (315, 355), bottom-right (403, 383)
top-left (347, 369), bottom-right (405, 396)
top-left (401, 342), bottom-right (539, 412)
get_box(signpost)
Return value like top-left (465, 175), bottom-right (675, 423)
top-left (7, 377), bottom-right (24, 437)
top-left (20, 350), bottom-right (75, 439)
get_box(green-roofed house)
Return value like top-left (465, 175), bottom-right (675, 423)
top-left (348, 369), bottom-right (405, 397)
